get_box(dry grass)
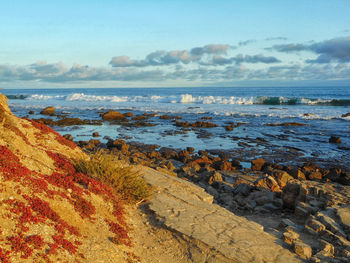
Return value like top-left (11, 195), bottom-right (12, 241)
top-left (74, 152), bottom-right (150, 203)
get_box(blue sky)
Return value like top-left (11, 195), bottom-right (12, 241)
top-left (0, 0), bottom-right (349, 88)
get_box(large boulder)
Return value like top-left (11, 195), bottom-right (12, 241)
top-left (101, 110), bottom-right (126, 121)
top-left (255, 174), bottom-right (281, 192)
top-left (40, 106), bottom-right (55, 116)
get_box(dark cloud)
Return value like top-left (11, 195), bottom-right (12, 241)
top-left (307, 37), bottom-right (350, 63)
top-left (266, 43), bottom-right (307, 52)
top-left (268, 36), bottom-right (350, 63)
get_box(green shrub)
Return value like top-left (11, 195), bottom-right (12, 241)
top-left (74, 152), bottom-right (150, 203)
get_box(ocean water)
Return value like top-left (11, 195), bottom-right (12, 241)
top-left (2, 86), bottom-right (350, 168)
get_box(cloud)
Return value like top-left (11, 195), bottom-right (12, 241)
top-left (0, 60), bottom-right (349, 84)
top-left (0, 62), bottom-right (165, 82)
top-left (265, 37), bottom-right (288, 41)
top-left (190, 44), bottom-right (232, 55)
top-left (268, 36), bottom-right (350, 63)
top-left (267, 43), bottom-right (307, 52)
top-left (110, 44), bottom-right (235, 67)
top-left (238, 39), bottom-right (256, 46)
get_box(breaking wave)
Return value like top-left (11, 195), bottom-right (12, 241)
top-left (6, 92), bottom-right (350, 106)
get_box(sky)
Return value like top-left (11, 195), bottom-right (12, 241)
top-left (0, 0), bottom-right (350, 88)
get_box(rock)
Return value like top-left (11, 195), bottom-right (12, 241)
top-left (213, 160), bottom-right (234, 171)
top-left (28, 110), bottom-right (34, 114)
top-left (208, 172), bottom-right (223, 185)
top-left (336, 205), bottom-right (350, 233)
top-left (271, 170), bottom-right (294, 188)
top-left (186, 147), bottom-right (195, 153)
top-left (282, 182), bottom-right (307, 209)
top-left (341, 112), bottom-right (350, 117)
top-left (159, 114), bottom-right (171, 119)
top-left (101, 111), bottom-right (126, 121)
top-left (40, 106), bottom-right (55, 116)
top-left (279, 219), bottom-right (298, 229)
top-left (63, 134), bottom-right (73, 141)
top-left (123, 112), bottom-right (134, 117)
top-left (293, 241), bottom-right (312, 259)
top-left (175, 120), bottom-right (218, 128)
top-left (329, 136), bottom-right (342, 144)
top-left (267, 122), bottom-right (308, 127)
top-left (251, 158), bottom-right (265, 171)
top-left (294, 206), bottom-right (310, 221)
top-left (283, 230), bottom-right (300, 245)
top-left (233, 183), bottom-right (251, 197)
top-left (132, 115), bottom-right (148, 121)
top-left (324, 167), bottom-right (342, 181)
top-left (176, 150), bottom-right (191, 163)
top-left (308, 171), bottom-right (323, 181)
top-left (89, 139), bottom-right (101, 146)
top-left (224, 126), bottom-right (233, 131)
top-left (231, 159), bottom-right (242, 169)
top-left (255, 175), bottom-right (281, 192)
top-left (92, 132), bottom-right (99, 137)
top-left (290, 168), bottom-right (306, 180)
top-left (320, 240), bottom-right (334, 256)
top-left (307, 218), bottom-right (326, 233)
top-left (317, 212), bottom-right (347, 237)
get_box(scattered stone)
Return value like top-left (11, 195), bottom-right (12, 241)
top-left (251, 158), bottom-right (265, 171)
top-left (92, 132), bottom-right (99, 137)
top-left (290, 168), bottom-right (306, 180)
top-left (175, 120), bottom-right (218, 128)
top-left (271, 170), bottom-right (294, 188)
top-left (63, 134), bottom-right (73, 141)
top-left (123, 112), bottom-right (134, 117)
top-left (320, 240), bottom-right (334, 256)
top-left (293, 240), bottom-right (312, 259)
top-left (208, 172), bottom-right (223, 185)
top-left (28, 110), bottom-right (34, 114)
top-left (132, 115), bottom-right (148, 121)
top-left (267, 122), bottom-right (308, 127)
top-left (307, 218), bottom-right (326, 233)
top-left (329, 136), bottom-right (342, 144)
top-left (40, 106), bottom-right (55, 116)
top-left (283, 230), bottom-right (300, 245)
top-left (308, 171), bottom-right (323, 181)
top-left (255, 175), bottom-right (281, 192)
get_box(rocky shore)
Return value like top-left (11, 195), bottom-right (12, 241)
top-left (73, 130), bottom-right (350, 262)
top-left (1, 101), bottom-right (349, 262)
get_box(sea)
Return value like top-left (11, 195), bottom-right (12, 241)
top-left (2, 86), bottom-right (350, 168)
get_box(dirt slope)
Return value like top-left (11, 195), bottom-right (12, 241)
top-left (0, 93), bottom-right (135, 262)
